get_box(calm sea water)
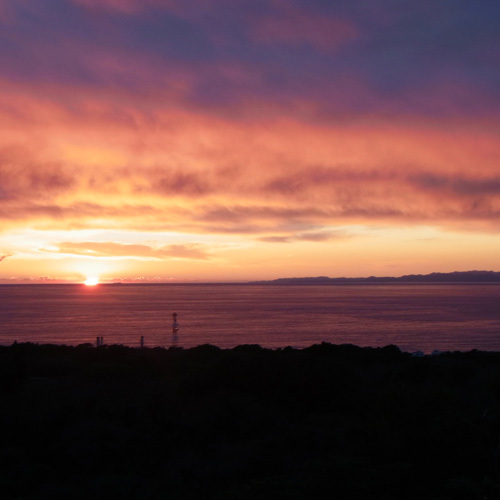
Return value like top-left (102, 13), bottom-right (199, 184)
top-left (1, 283), bottom-right (500, 353)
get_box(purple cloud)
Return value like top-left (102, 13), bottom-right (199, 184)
top-left (0, 0), bottom-right (497, 117)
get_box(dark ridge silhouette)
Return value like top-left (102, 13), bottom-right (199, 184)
top-left (250, 270), bottom-right (500, 284)
top-left (1, 342), bottom-right (500, 499)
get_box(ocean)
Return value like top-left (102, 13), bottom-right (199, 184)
top-left (1, 283), bottom-right (500, 353)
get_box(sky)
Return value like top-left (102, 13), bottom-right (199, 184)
top-left (1, 0), bottom-right (499, 283)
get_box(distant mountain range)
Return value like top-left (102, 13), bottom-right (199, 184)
top-left (250, 270), bottom-right (500, 285)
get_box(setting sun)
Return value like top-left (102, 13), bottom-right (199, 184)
top-left (84, 276), bottom-right (99, 286)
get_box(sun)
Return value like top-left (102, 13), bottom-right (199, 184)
top-left (84, 276), bottom-right (100, 286)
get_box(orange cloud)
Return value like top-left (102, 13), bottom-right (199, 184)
top-left (1, 75), bottom-right (499, 243)
top-left (42, 241), bottom-right (211, 260)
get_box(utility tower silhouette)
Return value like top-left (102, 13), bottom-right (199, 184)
top-left (172, 312), bottom-right (179, 347)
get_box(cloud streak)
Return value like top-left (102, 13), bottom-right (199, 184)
top-left (42, 241), bottom-right (212, 260)
top-left (259, 230), bottom-right (350, 244)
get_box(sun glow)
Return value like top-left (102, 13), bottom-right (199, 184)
top-left (84, 276), bottom-right (100, 286)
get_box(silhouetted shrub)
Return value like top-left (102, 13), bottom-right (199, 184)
top-left (1, 342), bottom-right (500, 499)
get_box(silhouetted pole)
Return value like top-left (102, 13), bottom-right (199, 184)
top-left (140, 336), bottom-right (144, 348)
top-left (172, 312), bottom-right (179, 347)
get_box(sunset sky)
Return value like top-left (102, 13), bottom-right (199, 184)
top-left (1, 0), bottom-right (499, 283)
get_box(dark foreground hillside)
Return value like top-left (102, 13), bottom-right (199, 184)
top-left (1, 343), bottom-right (500, 499)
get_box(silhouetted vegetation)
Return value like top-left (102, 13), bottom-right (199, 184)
top-left (1, 342), bottom-right (500, 499)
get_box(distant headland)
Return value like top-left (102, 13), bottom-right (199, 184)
top-left (250, 270), bottom-right (500, 285)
